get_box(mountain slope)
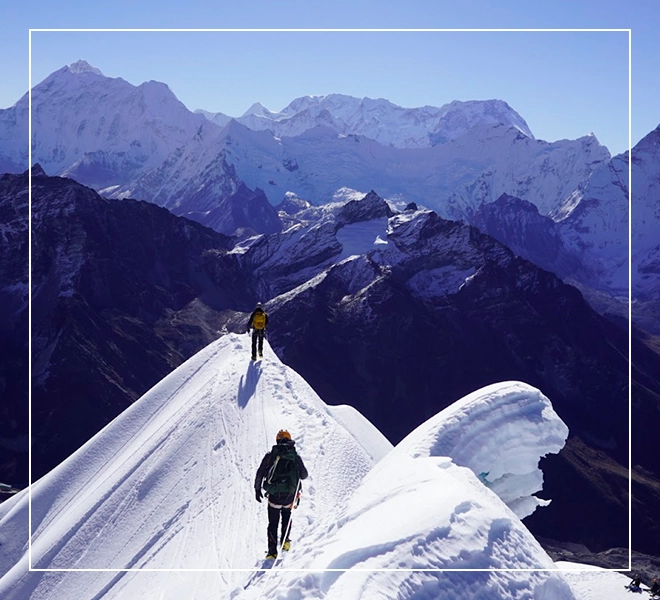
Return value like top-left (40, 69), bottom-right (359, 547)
top-left (629, 126), bottom-right (660, 333)
top-left (471, 193), bottom-right (586, 284)
top-left (203, 117), bottom-right (608, 222)
top-left (0, 334), bottom-right (576, 599)
top-left (18, 169), bottom-right (251, 481)
top-left (0, 63), bottom-right (609, 230)
top-left (0, 171), bottom-right (29, 486)
top-left (255, 193), bottom-right (648, 552)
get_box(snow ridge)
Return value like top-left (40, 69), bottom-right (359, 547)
top-left (0, 334), bottom-right (573, 599)
top-left (66, 60), bottom-right (104, 76)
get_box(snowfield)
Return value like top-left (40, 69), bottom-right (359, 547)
top-left (0, 334), bottom-right (627, 599)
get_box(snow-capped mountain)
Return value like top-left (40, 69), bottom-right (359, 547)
top-left (0, 62), bottom-right (280, 237)
top-left (3, 60), bottom-right (642, 309)
top-left (629, 126), bottom-right (660, 332)
top-left (631, 125), bottom-right (660, 287)
top-left (190, 113), bottom-right (608, 222)
top-left (218, 93), bottom-right (535, 149)
top-left (1, 61), bottom-right (214, 185)
top-left (0, 333), bottom-right (582, 599)
top-left (1, 61), bottom-right (613, 239)
top-left (555, 152), bottom-right (629, 294)
top-left (445, 130), bottom-right (610, 220)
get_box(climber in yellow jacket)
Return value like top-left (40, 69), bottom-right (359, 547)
top-left (246, 302), bottom-right (269, 360)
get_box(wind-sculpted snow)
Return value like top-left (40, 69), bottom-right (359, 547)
top-left (237, 385), bottom-right (572, 600)
top-left (0, 334), bottom-right (576, 599)
top-left (392, 381), bottom-right (569, 519)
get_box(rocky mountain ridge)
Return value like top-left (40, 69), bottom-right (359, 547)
top-left (1, 171), bottom-right (659, 555)
top-left (10, 168), bottom-right (254, 482)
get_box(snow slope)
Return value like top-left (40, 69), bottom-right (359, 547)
top-left (241, 381), bottom-right (572, 599)
top-left (557, 563), bottom-right (643, 600)
top-left (0, 335), bottom-right (390, 597)
top-left (0, 334), bottom-right (577, 599)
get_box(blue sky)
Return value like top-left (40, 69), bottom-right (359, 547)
top-left (2, 1), bottom-right (658, 156)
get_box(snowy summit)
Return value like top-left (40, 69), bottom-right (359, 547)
top-left (65, 59), bottom-right (104, 76)
top-left (0, 332), bottom-right (587, 599)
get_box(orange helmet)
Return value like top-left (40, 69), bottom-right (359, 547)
top-left (276, 429), bottom-right (291, 442)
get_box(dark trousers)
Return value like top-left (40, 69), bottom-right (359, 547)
top-left (267, 503), bottom-right (292, 554)
top-left (252, 330), bottom-right (265, 358)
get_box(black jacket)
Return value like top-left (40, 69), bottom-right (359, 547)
top-left (254, 439), bottom-right (308, 503)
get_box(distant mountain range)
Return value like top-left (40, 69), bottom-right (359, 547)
top-left (198, 92), bottom-right (535, 148)
top-left (2, 60), bottom-right (656, 318)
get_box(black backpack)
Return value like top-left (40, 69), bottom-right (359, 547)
top-left (263, 443), bottom-right (300, 496)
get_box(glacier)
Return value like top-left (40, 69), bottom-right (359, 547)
top-left (0, 333), bottom-right (588, 599)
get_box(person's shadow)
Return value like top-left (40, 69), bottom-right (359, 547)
top-left (237, 361), bottom-right (261, 408)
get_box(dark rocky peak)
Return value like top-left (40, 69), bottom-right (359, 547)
top-left (29, 171), bottom-right (113, 227)
top-left (0, 173), bottom-right (30, 487)
top-left (243, 218), bottom-right (342, 300)
top-left (336, 190), bottom-right (395, 226)
top-left (386, 209), bottom-right (510, 265)
top-left (29, 175), bottom-right (239, 316)
top-left (186, 183), bottom-right (283, 238)
top-left (0, 171), bottom-right (29, 298)
top-left (472, 193), bottom-right (550, 236)
top-left (471, 192), bottom-right (582, 284)
top-left (31, 163), bottom-right (47, 177)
